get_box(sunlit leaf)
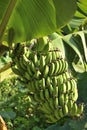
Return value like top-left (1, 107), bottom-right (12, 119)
top-left (0, 0), bottom-right (76, 43)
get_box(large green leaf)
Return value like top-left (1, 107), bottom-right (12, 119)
top-left (0, 0), bottom-right (76, 43)
top-left (67, 0), bottom-right (87, 32)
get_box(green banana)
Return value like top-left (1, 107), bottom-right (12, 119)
top-left (58, 108), bottom-right (64, 118)
top-left (40, 90), bottom-right (45, 101)
top-left (48, 98), bottom-right (55, 110)
top-left (15, 58), bottom-right (24, 71)
top-left (64, 59), bottom-right (68, 72)
top-left (45, 89), bottom-right (50, 100)
top-left (63, 104), bottom-right (68, 115)
top-left (31, 81), bottom-right (36, 92)
top-left (11, 66), bottom-right (22, 76)
top-left (68, 92), bottom-right (74, 100)
top-left (34, 93), bottom-right (40, 102)
top-left (30, 61), bottom-right (36, 73)
top-left (33, 53), bottom-right (38, 66)
top-left (53, 86), bottom-right (58, 98)
top-left (34, 80), bottom-right (39, 90)
top-left (54, 109), bottom-right (60, 121)
top-left (60, 59), bottom-right (65, 73)
top-left (45, 51), bottom-right (52, 64)
top-left (37, 37), bottom-right (48, 52)
top-left (19, 57), bottom-right (27, 70)
top-left (77, 103), bottom-right (84, 116)
top-left (62, 72), bottom-right (70, 83)
top-left (59, 83), bottom-right (66, 94)
top-left (43, 65), bottom-right (49, 77)
top-left (25, 72), bottom-right (31, 80)
top-left (27, 64), bottom-right (33, 77)
top-left (70, 102), bottom-right (78, 116)
top-left (40, 55), bottom-right (46, 69)
top-left (66, 80), bottom-right (71, 93)
top-left (59, 94), bottom-right (65, 106)
top-left (43, 42), bottom-right (53, 53)
top-left (34, 70), bottom-right (41, 79)
top-left (49, 84), bottom-right (54, 95)
top-left (40, 102), bottom-right (52, 114)
top-left (73, 89), bottom-right (78, 102)
top-left (57, 75), bottom-right (64, 85)
top-left (52, 51), bottom-right (56, 61)
top-left (48, 115), bottom-right (57, 123)
top-left (49, 62), bottom-right (55, 75)
top-left (54, 61), bottom-right (60, 75)
top-left (54, 97), bottom-right (59, 108)
top-left (57, 59), bottom-right (63, 74)
top-left (55, 50), bottom-right (61, 59)
top-left (46, 114), bottom-right (57, 123)
top-left (52, 77), bottom-right (57, 86)
top-left (67, 100), bottom-right (73, 111)
top-left (46, 76), bottom-right (51, 86)
top-left (64, 94), bottom-right (68, 104)
top-left (22, 54), bottom-right (29, 66)
top-left (70, 78), bottom-right (77, 92)
top-left (39, 78), bottom-right (45, 89)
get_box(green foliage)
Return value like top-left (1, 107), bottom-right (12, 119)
top-left (0, 0), bottom-right (76, 43)
top-left (0, 77), bottom-right (47, 129)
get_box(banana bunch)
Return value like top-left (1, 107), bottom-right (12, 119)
top-left (11, 38), bottom-right (83, 123)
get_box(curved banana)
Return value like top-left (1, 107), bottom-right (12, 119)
top-left (33, 53), bottom-right (38, 66)
top-left (48, 98), bottom-right (55, 110)
top-left (11, 66), bottom-right (22, 76)
top-left (55, 50), bottom-right (60, 59)
top-left (46, 76), bottom-right (51, 86)
top-left (19, 57), bottom-right (27, 70)
top-left (64, 94), bottom-right (68, 104)
top-left (70, 102), bottom-right (78, 116)
top-left (52, 77), bottom-right (57, 86)
top-left (45, 89), bottom-right (50, 100)
top-left (77, 103), bottom-right (84, 116)
top-left (49, 62), bottom-right (55, 75)
top-left (43, 65), bottom-right (49, 77)
top-left (45, 51), bottom-right (52, 64)
top-left (54, 109), bottom-right (60, 121)
top-left (63, 104), bottom-right (68, 115)
top-left (39, 78), bottom-right (46, 89)
top-left (40, 90), bottom-right (45, 101)
top-left (64, 59), bottom-right (68, 72)
top-left (34, 80), bottom-right (39, 90)
top-left (59, 94), bottom-right (65, 106)
top-left (59, 83), bottom-right (66, 94)
top-left (49, 84), bottom-right (54, 95)
top-left (52, 51), bottom-right (56, 61)
top-left (34, 94), bottom-right (40, 102)
top-left (66, 80), bottom-right (71, 93)
top-left (67, 100), bottom-right (73, 111)
top-left (41, 101), bottom-right (52, 114)
top-left (54, 61), bottom-right (60, 75)
top-left (58, 108), bottom-right (64, 118)
top-left (25, 72), bottom-right (31, 80)
top-left (40, 55), bottom-right (46, 69)
top-left (73, 89), bottom-right (78, 102)
top-left (34, 70), bottom-right (41, 79)
top-left (27, 64), bottom-right (33, 77)
top-left (54, 97), bottom-right (59, 108)
top-left (53, 86), bottom-right (58, 98)
top-left (30, 61), bottom-right (36, 73)
top-left (22, 54), bottom-right (29, 66)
